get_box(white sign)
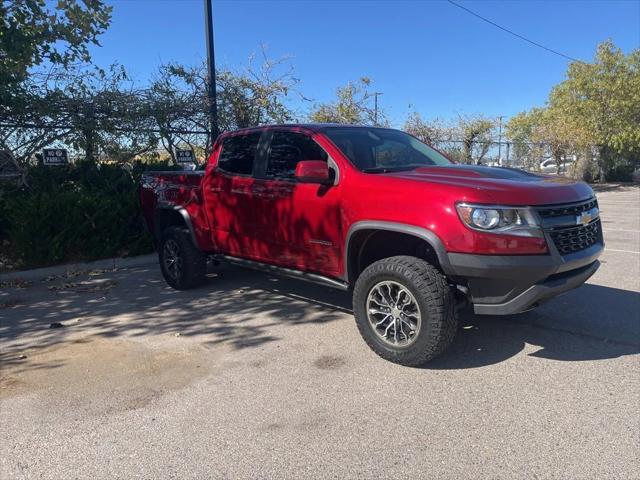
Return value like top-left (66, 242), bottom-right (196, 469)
top-left (43, 148), bottom-right (68, 165)
top-left (175, 149), bottom-right (195, 164)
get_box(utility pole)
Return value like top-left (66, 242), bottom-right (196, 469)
top-left (373, 92), bottom-right (383, 126)
top-left (497, 115), bottom-right (503, 165)
top-left (204, 0), bottom-right (219, 141)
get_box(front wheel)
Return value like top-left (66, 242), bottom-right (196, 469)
top-left (158, 226), bottom-right (206, 290)
top-left (352, 256), bottom-right (458, 366)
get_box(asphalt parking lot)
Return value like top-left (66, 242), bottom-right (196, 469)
top-left (1, 184), bottom-right (639, 479)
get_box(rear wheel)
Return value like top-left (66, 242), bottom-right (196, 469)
top-left (159, 226), bottom-right (206, 290)
top-left (353, 255), bottom-right (458, 366)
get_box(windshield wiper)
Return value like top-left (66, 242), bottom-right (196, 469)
top-left (361, 165), bottom-right (421, 174)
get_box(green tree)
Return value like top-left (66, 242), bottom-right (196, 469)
top-left (456, 115), bottom-right (496, 164)
top-left (504, 111), bottom-right (536, 168)
top-left (507, 107), bottom-right (591, 175)
top-left (147, 51), bottom-right (299, 162)
top-left (508, 41), bottom-right (639, 180)
top-left (309, 78), bottom-right (384, 125)
top-left (0, 0), bottom-right (112, 100)
top-left (550, 40), bottom-right (640, 179)
top-left (403, 112), bottom-right (446, 146)
top-left (60, 65), bottom-right (158, 163)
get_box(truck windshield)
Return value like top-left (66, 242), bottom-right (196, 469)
top-left (323, 127), bottom-right (451, 172)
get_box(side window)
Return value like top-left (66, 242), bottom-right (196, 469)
top-left (217, 132), bottom-right (261, 175)
top-left (266, 131), bottom-right (328, 179)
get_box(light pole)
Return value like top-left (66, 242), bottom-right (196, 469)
top-left (497, 115), bottom-right (503, 165)
top-left (204, 0), bottom-right (219, 141)
top-left (374, 92), bottom-right (383, 126)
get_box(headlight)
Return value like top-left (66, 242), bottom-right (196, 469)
top-left (456, 203), bottom-right (542, 237)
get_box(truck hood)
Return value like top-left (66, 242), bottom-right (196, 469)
top-left (387, 165), bottom-right (594, 205)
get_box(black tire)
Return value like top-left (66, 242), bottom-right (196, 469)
top-left (158, 226), bottom-right (206, 290)
top-left (352, 255), bottom-right (458, 367)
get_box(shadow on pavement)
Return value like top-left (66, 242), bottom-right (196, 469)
top-left (1, 265), bottom-right (639, 373)
top-left (590, 183), bottom-right (640, 193)
top-left (427, 283), bottom-right (640, 369)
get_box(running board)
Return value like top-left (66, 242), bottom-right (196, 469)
top-left (217, 255), bottom-right (350, 291)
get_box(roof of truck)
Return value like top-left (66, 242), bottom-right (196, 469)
top-left (221, 123), bottom-right (396, 136)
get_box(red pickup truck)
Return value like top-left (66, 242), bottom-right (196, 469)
top-left (140, 124), bottom-right (603, 366)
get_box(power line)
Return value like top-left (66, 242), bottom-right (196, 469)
top-left (446, 0), bottom-right (586, 63)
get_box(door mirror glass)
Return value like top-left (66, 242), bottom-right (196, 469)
top-left (295, 160), bottom-right (331, 184)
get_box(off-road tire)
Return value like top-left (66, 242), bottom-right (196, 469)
top-left (353, 255), bottom-right (458, 366)
top-left (159, 226), bottom-right (206, 290)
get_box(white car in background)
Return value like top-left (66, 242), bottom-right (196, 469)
top-left (540, 157), bottom-right (576, 174)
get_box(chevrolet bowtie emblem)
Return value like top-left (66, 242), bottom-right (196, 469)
top-left (577, 208), bottom-right (598, 226)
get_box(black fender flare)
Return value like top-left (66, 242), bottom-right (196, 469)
top-left (154, 204), bottom-right (198, 246)
top-left (344, 221), bottom-right (453, 282)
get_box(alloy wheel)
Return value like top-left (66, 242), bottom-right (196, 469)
top-left (163, 238), bottom-right (183, 281)
top-left (366, 280), bottom-right (422, 347)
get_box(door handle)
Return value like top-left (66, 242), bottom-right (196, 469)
top-left (253, 192), bottom-right (275, 199)
top-left (209, 187), bottom-right (223, 193)
top-left (230, 188), bottom-right (251, 195)
top-left (251, 187), bottom-right (275, 199)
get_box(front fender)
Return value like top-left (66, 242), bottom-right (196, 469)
top-left (344, 220), bottom-right (454, 281)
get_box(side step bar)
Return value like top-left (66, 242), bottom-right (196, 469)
top-left (216, 255), bottom-right (350, 291)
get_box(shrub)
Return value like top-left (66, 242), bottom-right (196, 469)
top-left (1, 161), bottom-right (179, 268)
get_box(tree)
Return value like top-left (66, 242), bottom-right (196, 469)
top-left (455, 115), bottom-right (496, 164)
top-left (147, 51), bottom-right (300, 162)
top-left (147, 63), bottom-right (208, 164)
top-left (507, 41), bottom-right (639, 180)
top-left (309, 78), bottom-right (384, 125)
top-left (506, 107), bottom-right (590, 175)
top-left (403, 112), bottom-right (446, 146)
top-left (54, 65), bottom-right (158, 164)
top-left (504, 111), bottom-right (536, 169)
top-left (549, 40), bottom-right (640, 179)
top-left (0, 72), bottom-right (72, 167)
top-left (0, 0), bottom-right (112, 101)
top-left (217, 51), bottom-right (298, 130)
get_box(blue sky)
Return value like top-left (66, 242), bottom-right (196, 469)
top-left (90, 0), bottom-right (640, 126)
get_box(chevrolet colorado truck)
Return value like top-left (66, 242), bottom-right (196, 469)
top-left (140, 124), bottom-right (603, 366)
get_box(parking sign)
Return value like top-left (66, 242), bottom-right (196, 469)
top-left (175, 149), bottom-right (195, 164)
top-left (43, 149), bottom-right (68, 165)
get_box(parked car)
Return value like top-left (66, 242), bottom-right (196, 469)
top-left (540, 157), bottom-right (576, 174)
top-left (140, 124), bottom-right (603, 366)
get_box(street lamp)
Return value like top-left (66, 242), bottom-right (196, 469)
top-left (374, 92), bottom-right (383, 126)
top-left (204, 0), bottom-right (219, 141)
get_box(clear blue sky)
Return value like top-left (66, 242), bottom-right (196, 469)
top-left (90, 0), bottom-right (640, 126)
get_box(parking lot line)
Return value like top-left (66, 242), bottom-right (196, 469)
top-left (605, 248), bottom-right (640, 254)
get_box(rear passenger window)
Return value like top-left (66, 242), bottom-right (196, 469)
top-left (267, 131), bottom-right (328, 179)
top-left (217, 133), bottom-right (261, 175)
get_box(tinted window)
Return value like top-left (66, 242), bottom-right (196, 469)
top-left (266, 131), bottom-right (328, 179)
top-left (323, 127), bottom-right (451, 172)
top-left (218, 132), bottom-right (261, 175)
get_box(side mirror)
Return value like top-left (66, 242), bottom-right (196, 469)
top-left (295, 160), bottom-right (331, 185)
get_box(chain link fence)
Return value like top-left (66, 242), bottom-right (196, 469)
top-left (0, 121), bottom-right (627, 184)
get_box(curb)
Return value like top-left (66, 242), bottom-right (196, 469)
top-left (0, 253), bottom-right (158, 282)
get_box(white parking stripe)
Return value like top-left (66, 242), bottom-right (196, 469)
top-left (605, 248), bottom-right (640, 254)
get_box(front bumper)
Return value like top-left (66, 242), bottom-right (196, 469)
top-left (448, 242), bottom-right (603, 315)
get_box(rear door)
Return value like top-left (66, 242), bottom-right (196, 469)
top-left (203, 131), bottom-right (266, 259)
top-left (251, 130), bottom-right (343, 276)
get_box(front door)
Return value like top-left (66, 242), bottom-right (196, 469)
top-left (252, 130), bottom-right (343, 277)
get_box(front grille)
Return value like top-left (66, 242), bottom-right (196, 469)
top-left (535, 197), bottom-right (602, 255)
top-left (537, 198), bottom-right (598, 218)
top-left (548, 219), bottom-right (600, 255)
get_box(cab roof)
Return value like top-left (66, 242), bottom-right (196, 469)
top-left (220, 123), bottom-right (396, 136)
